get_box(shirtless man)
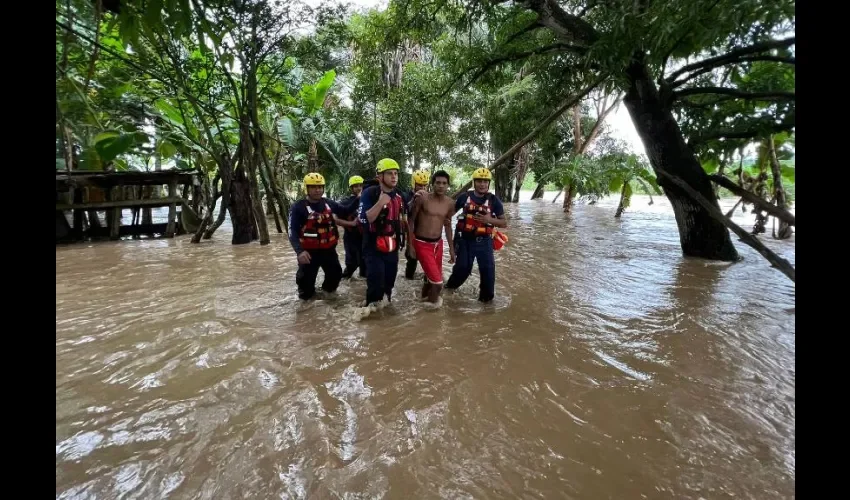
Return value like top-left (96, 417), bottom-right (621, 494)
top-left (407, 170), bottom-right (456, 303)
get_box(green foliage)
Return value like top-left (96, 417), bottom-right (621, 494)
top-left (94, 132), bottom-right (137, 163)
top-left (55, 0), bottom-right (795, 237)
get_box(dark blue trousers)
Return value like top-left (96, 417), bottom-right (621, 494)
top-left (445, 235), bottom-right (496, 302)
top-left (341, 232), bottom-right (366, 278)
top-left (296, 249), bottom-right (342, 300)
top-left (364, 249), bottom-right (399, 305)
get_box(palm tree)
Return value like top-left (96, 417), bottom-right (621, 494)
top-left (607, 154), bottom-right (663, 218)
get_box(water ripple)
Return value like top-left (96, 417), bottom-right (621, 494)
top-left (57, 194), bottom-right (794, 499)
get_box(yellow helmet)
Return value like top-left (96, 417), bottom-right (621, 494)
top-left (412, 170), bottom-right (430, 187)
top-left (472, 167), bottom-right (492, 181)
top-left (376, 158), bottom-right (400, 174)
top-left (348, 175), bottom-right (364, 187)
top-left (303, 173), bottom-right (325, 193)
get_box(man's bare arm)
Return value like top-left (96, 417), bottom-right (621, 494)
top-left (444, 204), bottom-right (455, 260)
top-left (408, 195), bottom-right (422, 242)
top-left (444, 217), bottom-right (454, 246)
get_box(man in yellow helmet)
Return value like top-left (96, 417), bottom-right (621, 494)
top-left (336, 175), bottom-right (367, 280)
top-left (288, 173), bottom-right (357, 300)
top-left (357, 158), bottom-right (408, 306)
top-left (404, 169), bottom-right (431, 280)
top-left (444, 167), bottom-right (507, 302)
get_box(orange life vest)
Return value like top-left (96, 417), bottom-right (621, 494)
top-left (456, 191), bottom-right (495, 237)
top-left (299, 201), bottom-right (339, 250)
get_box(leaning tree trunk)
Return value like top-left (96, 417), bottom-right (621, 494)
top-left (562, 184), bottom-right (577, 213)
top-left (205, 178), bottom-right (229, 239)
top-left (512, 145), bottom-right (530, 203)
top-left (531, 181), bottom-right (546, 200)
top-left (623, 59), bottom-right (738, 261)
top-left (615, 182), bottom-right (631, 218)
top-left (768, 136), bottom-right (793, 239)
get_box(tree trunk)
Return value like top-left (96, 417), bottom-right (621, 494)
top-left (552, 189), bottom-right (563, 204)
top-left (249, 150), bottom-right (270, 244)
top-left (250, 171), bottom-right (270, 244)
top-left (263, 157), bottom-right (289, 234)
top-left (531, 181), bottom-right (546, 199)
top-left (512, 145), bottom-right (530, 203)
top-left (750, 141), bottom-right (769, 235)
top-left (615, 183), bottom-right (630, 218)
top-left (709, 174), bottom-right (795, 226)
top-left (623, 59), bottom-right (738, 261)
top-left (494, 163), bottom-right (512, 200)
top-left (308, 139), bottom-right (319, 171)
top-left (205, 177), bottom-right (229, 239)
top-left (266, 196), bottom-right (275, 219)
top-left (512, 179), bottom-right (521, 203)
top-left (767, 136), bottom-right (793, 239)
top-left (562, 184), bottom-right (577, 213)
top-left (229, 166), bottom-right (255, 245)
top-left (714, 157), bottom-right (727, 197)
top-left (192, 175), bottom-right (214, 244)
top-left (658, 169), bottom-right (794, 282)
top-left (725, 197), bottom-right (743, 219)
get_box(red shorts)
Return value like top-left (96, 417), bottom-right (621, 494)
top-left (413, 237), bottom-right (444, 284)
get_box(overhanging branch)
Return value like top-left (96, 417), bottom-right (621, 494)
top-left (501, 17), bottom-right (544, 46)
top-left (522, 0), bottom-right (599, 45)
top-left (709, 174), bottom-right (795, 226)
top-left (451, 74), bottom-right (608, 198)
top-left (671, 55), bottom-right (795, 88)
top-left (666, 37), bottom-right (796, 83)
top-left (675, 87), bottom-right (795, 101)
top-left (441, 43), bottom-right (583, 96)
top-left (688, 114), bottom-right (796, 146)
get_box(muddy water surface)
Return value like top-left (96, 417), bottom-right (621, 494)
top-left (56, 194), bottom-right (795, 499)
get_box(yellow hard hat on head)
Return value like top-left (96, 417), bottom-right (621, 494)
top-left (412, 170), bottom-right (430, 187)
top-left (303, 173), bottom-right (325, 193)
top-left (376, 158), bottom-right (400, 174)
top-left (472, 167), bottom-right (492, 181)
top-left (348, 175), bottom-right (364, 187)
top-left (304, 172), bottom-right (325, 186)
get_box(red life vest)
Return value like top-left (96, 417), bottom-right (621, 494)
top-left (369, 191), bottom-right (406, 252)
top-left (369, 192), bottom-right (406, 237)
top-left (299, 200), bottom-right (339, 250)
top-left (456, 191), bottom-right (495, 237)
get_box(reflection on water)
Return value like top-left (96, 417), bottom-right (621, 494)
top-left (56, 193), bottom-right (794, 499)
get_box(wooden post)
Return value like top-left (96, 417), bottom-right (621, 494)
top-left (72, 187), bottom-right (84, 240)
top-left (166, 179), bottom-right (178, 237)
top-left (109, 187), bottom-right (122, 240)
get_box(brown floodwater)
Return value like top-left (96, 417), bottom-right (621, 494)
top-left (56, 194), bottom-right (795, 499)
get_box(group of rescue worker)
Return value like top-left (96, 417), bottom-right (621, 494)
top-left (288, 158), bottom-right (507, 309)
